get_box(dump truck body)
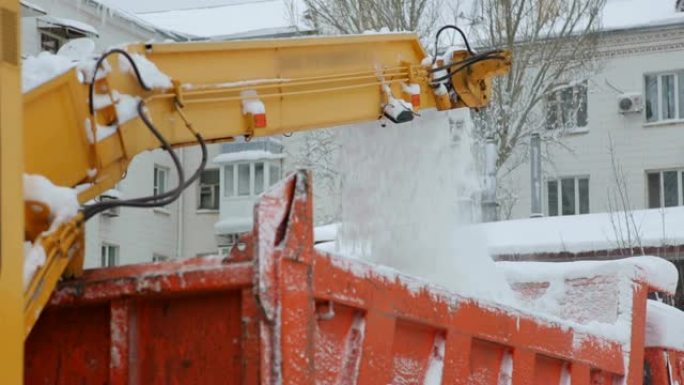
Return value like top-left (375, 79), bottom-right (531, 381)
top-left (25, 171), bottom-right (684, 384)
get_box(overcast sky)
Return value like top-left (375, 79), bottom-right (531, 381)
top-left (95, 0), bottom-right (261, 14)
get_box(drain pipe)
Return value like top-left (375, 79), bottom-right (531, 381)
top-left (176, 148), bottom-right (185, 259)
top-left (530, 133), bottom-right (543, 218)
top-left (481, 136), bottom-right (498, 222)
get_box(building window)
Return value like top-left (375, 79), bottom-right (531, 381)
top-left (37, 16), bottom-right (96, 54)
top-left (153, 165), bottom-right (169, 196)
top-left (545, 81), bottom-right (588, 130)
top-left (254, 163), bottom-right (265, 194)
top-left (40, 33), bottom-right (61, 53)
top-left (152, 254), bottom-right (170, 262)
top-left (223, 160), bottom-right (282, 198)
top-left (647, 169), bottom-right (684, 208)
top-left (547, 177), bottom-right (589, 216)
top-left (217, 233), bottom-right (239, 248)
top-left (237, 164), bottom-right (250, 196)
top-left (198, 169), bottom-right (219, 210)
top-left (645, 72), bottom-right (684, 122)
top-left (270, 163), bottom-right (281, 186)
top-left (101, 243), bottom-right (119, 267)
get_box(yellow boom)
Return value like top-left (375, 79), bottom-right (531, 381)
top-left (17, 31), bottom-right (511, 345)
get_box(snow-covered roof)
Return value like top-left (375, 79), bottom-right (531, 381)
top-left (479, 206), bottom-right (684, 257)
top-left (601, 0), bottom-right (684, 32)
top-left (314, 206), bottom-right (684, 259)
top-left (38, 15), bottom-right (99, 37)
top-left (20, 0), bottom-right (46, 17)
top-left (135, 0), bottom-right (311, 39)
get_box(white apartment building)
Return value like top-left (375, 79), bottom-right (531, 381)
top-left (505, 3), bottom-right (684, 222)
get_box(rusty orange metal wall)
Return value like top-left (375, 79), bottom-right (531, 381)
top-left (25, 256), bottom-right (255, 385)
top-left (25, 171), bottom-right (666, 385)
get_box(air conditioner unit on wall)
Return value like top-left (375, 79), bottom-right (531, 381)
top-left (617, 93), bottom-right (643, 114)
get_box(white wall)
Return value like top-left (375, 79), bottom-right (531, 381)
top-left (83, 151), bottom-right (180, 268)
top-left (505, 26), bottom-right (684, 220)
top-left (178, 144), bottom-right (222, 258)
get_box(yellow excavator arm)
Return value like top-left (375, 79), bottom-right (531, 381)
top-left (21, 32), bottom-right (511, 336)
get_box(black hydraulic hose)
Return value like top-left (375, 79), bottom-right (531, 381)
top-left (82, 100), bottom-right (207, 219)
top-left (432, 25), bottom-right (474, 65)
top-left (429, 55), bottom-right (507, 84)
top-left (428, 50), bottom-right (504, 74)
top-left (82, 100), bottom-right (185, 218)
top-left (88, 48), bottom-right (151, 116)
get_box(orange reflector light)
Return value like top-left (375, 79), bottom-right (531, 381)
top-left (411, 94), bottom-right (421, 109)
top-left (254, 113), bottom-right (267, 128)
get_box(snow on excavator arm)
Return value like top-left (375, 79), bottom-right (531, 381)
top-left (22, 32), bottom-right (511, 336)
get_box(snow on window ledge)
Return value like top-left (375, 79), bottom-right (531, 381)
top-left (196, 209), bottom-right (219, 214)
top-left (153, 207), bottom-right (171, 216)
top-left (643, 119), bottom-right (684, 128)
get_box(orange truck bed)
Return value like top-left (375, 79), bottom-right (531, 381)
top-left (25, 171), bottom-right (684, 385)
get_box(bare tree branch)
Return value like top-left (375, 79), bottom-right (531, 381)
top-left (465, 0), bottom-right (605, 173)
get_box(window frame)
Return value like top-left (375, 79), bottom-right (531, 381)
top-left (100, 243), bottom-right (119, 267)
top-left (646, 169), bottom-right (684, 208)
top-left (644, 71), bottom-right (684, 123)
top-left (222, 160), bottom-right (282, 199)
top-left (39, 31), bottom-right (62, 53)
top-left (153, 165), bottom-right (169, 197)
top-left (546, 176), bottom-right (590, 216)
top-left (544, 80), bottom-right (588, 132)
top-left (152, 254), bottom-right (170, 262)
top-left (38, 26), bottom-right (88, 54)
top-left (197, 168), bottom-right (220, 211)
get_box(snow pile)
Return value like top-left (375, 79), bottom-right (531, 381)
top-left (57, 38), bottom-right (96, 61)
top-left (24, 174), bottom-right (80, 233)
top-left (498, 256), bottom-right (678, 343)
top-left (112, 91), bottom-right (141, 124)
top-left (23, 174), bottom-right (80, 288)
top-left (401, 82), bottom-right (421, 96)
top-left (22, 52), bottom-right (75, 93)
top-left (91, 91), bottom-right (141, 124)
top-left (499, 256), bottom-right (678, 295)
top-left (480, 206), bottom-right (684, 257)
top-left (241, 90), bottom-right (266, 115)
top-left (646, 300), bottom-right (684, 350)
top-left (118, 53), bottom-right (172, 90)
top-left (334, 108), bottom-right (514, 303)
top-left (84, 118), bottom-right (118, 143)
